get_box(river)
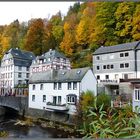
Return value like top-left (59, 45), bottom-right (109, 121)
top-left (0, 112), bottom-right (82, 138)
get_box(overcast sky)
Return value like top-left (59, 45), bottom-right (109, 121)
top-left (0, 2), bottom-right (76, 25)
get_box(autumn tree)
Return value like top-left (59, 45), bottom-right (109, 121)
top-left (76, 2), bottom-right (96, 49)
top-left (24, 18), bottom-right (45, 55)
top-left (60, 3), bottom-right (80, 57)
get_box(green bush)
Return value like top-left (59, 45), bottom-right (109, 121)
top-left (79, 100), bottom-right (140, 139)
top-left (96, 93), bottom-right (111, 110)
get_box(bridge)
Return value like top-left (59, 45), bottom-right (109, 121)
top-left (0, 96), bottom-right (28, 115)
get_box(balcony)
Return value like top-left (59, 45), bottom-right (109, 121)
top-left (99, 79), bottom-right (119, 85)
top-left (46, 102), bottom-right (69, 112)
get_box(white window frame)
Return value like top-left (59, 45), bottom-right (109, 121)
top-left (73, 82), bottom-right (77, 90)
top-left (32, 85), bottom-right (35, 90)
top-left (58, 82), bottom-right (62, 90)
top-left (54, 82), bottom-right (57, 90)
top-left (67, 96), bottom-right (76, 104)
top-left (68, 82), bottom-right (71, 90)
top-left (43, 95), bottom-right (46, 102)
top-left (40, 84), bottom-right (43, 90)
top-left (32, 95), bottom-right (35, 102)
top-left (18, 73), bottom-right (22, 78)
top-left (134, 89), bottom-right (140, 101)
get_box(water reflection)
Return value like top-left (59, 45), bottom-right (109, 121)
top-left (0, 114), bottom-right (80, 138)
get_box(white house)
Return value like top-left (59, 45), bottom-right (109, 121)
top-left (0, 48), bottom-right (35, 96)
top-left (29, 67), bottom-right (97, 115)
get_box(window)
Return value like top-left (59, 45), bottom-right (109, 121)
top-left (96, 56), bottom-right (100, 60)
top-left (125, 52), bottom-right (129, 57)
top-left (103, 65), bottom-right (106, 69)
top-left (18, 73), bottom-right (22, 78)
top-left (120, 63), bottom-right (129, 68)
top-left (40, 84), bottom-right (43, 90)
top-left (26, 67), bottom-right (29, 71)
top-left (120, 53), bottom-right (124, 57)
top-left (43, 95), bottom-right (46, 102)
top-left (26, 73), bottom-right (29, 78)
top-left (134, 89), bottom-right (140, 101)
top-left (120, 63), bottom-right (124, 68)
top-left (58, 83), bottom-right (62, 90)
top-left (125, 63), bottom-right (129, 68)
top-left (54, 82), bottom-right (57, 90)
top-left (68, 82), bottom-right (71, 90)
top-left (97, 75), bottom-right (100, 80)
top-left (18, 80), bottom-right (22, 85)
top-left (124, 74), bottom-right (128, 79)
top-left (73, 82), bottom-right (77, 90)
top-left (32, 85), bottom-right (35, 90)
top-left (107, 65), bottom-right (110, 69)
top-left (115, 74), bottom-right (119, 79)
top-left (111, 65), bottom-right (114, 69)
top-left (32, 95), bottom-right (35, 102)
top-left (105, 75), bottom-right (109, 80)
top-left (67, 95), bottom-right (76, 104)
top-left (58, 96), bottom-right (61, 105)
top-left (97, 66), bottom-right (100, 70)
top-left (18, 66), bottom-right (22, 71)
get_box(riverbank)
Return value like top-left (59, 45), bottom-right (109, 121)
top-left (15, 116), bottom-right (83, 138)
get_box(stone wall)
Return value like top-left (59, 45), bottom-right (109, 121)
top-left (26, 108), bottom-right (69, 122)
top-left (0, 96), bottom-right (74, 124)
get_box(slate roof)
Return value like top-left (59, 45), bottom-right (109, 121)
top-left (93, 41), bottom-right (140, 55)
top-left (29, 67), bottom-right (91, 84)
top-left (7, 48), bottom-right (35, 60)
top-left (3, 48), bottom-right (35, 67)
top-left (32, 49), bottom-right (69, 65)
top-left (44, 49), bottom-right (66, 59)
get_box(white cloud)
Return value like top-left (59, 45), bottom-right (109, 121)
top-left (0, 2), bottom-right (75, 25)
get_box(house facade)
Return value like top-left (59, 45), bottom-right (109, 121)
top-left (93, 41), bottom-right (140, 107)
top-left (29, 67), bottom-right (97, 115)
top-left (0, 48), bottom-right (35, 96)
top-left (30, 49), bottom-right (71, 76)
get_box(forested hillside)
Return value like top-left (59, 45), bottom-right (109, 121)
top-left (0, 2), bottom-right (140, 68)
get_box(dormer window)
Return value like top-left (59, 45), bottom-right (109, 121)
top-left (96, 56), bottom-right (100, 60)
top-left (48, 58), bottom-right (51, 61)
top-left (39, 60), bottom-right (43, 64)
top-left (33, 60), bottom-right (36, 64)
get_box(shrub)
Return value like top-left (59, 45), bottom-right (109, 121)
top-left (96, 93), bottom-right (111, 110)
top-left (75, 90), bottom-right (95, 127)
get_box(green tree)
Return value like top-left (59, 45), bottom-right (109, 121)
top-left (115, 2), bottom-right (136, 43)
top-left (90, 2), bottom-right (118, 48)
top-left (132, 4), bottom-right (140, 40)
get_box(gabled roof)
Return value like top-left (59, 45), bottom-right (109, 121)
top-left (2, 48), bottom-right (35, 67)
top-left (44, 49), bottom-right (66, 59)
top-left (7, 48), bottom-right (35, 60)
top-left (29, 67), bottom-right (91, 84)
top-left (93, 41), bottom-right (140, 55)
